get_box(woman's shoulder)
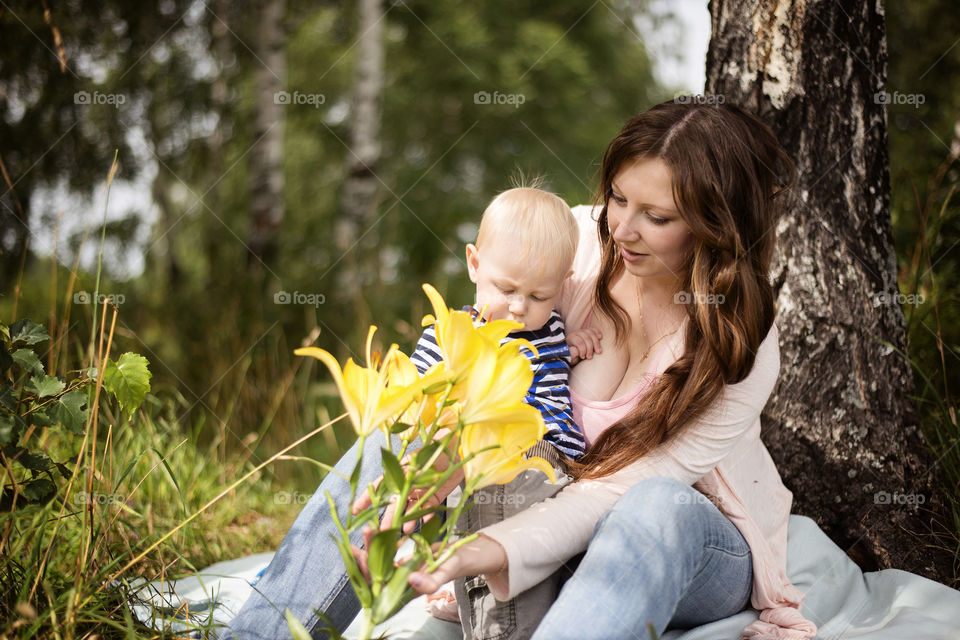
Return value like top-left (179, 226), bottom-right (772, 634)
top-left (725, 322), bottom-right (781, 411)
top-left (559, 205), bottom-right (603, 328)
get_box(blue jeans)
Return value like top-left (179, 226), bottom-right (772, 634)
top-left (218, 430), bottom-right (399, 640)
top-left (530, 476), bottom-right (753, 639)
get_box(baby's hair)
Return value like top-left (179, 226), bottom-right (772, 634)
top-left (476, 182), bottom-right (578, 276)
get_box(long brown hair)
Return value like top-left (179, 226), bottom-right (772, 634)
top-left (571, 99), bottom-right (795, 480)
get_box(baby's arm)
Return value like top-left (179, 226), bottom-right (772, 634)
top-left (566, 327), bottom-right (602, 364)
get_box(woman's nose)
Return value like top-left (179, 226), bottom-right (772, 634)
top-left (610, 216), bottom-right (638, 244)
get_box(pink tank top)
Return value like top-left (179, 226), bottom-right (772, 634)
top-left (569, 308), bottom-right (668, 448)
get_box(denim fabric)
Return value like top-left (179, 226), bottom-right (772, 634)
top-left (217, 430), bottom-right (402, 640)
top-left (530, 476), bottom-right (753, 640)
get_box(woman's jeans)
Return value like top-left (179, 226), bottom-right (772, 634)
top-left (220, 431), bottom-right (752, 639)
top-left (219, 429), bottom-right (399, 640)
top-left (530, 477), bottom-right (753, 640)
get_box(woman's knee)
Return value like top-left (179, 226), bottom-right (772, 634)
top-left (599, 477), bottom-right (708, 534)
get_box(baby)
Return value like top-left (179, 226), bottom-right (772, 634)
top-left (410, 185), bottom-right (601, 460)
top-left (409, 186), bottom-right (601, 638)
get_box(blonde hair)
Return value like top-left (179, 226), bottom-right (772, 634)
top-left (475, 186), bottom-right (578, 276)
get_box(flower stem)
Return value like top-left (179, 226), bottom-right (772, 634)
top-left (358, 609), bottom-right (376, 640)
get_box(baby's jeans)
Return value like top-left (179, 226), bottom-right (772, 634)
top-left (453, 441), bottom-right (574, 640)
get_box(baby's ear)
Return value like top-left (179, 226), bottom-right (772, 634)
top-left (465, 244), bottom-right (480, 282)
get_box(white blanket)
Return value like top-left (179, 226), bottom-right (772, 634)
top-left (130, 515), bottom-right (960, 639)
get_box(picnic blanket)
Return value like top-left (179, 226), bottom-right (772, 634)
top-left (129, 515), bottom-right (960, 639)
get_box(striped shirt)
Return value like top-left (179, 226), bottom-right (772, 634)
top-left (410, 307), bottom-right (586, 460)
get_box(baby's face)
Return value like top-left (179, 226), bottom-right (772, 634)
top-left (466, 241), bottom-right (568, 332)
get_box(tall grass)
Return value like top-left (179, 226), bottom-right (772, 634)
top-left (0, 168), bottom-right (348, 638)
top-left (899, 150), bottom-right (960, 583)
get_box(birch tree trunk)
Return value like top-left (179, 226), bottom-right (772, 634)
top-left (247, 0), bottom-right (286, 269)
top-left (705, 0), bottom-right (954, 583)
top-left (336, 0), bottom-right (384, 307)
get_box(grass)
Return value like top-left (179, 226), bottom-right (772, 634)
top-left (0, 164), bottom-right (349, 638)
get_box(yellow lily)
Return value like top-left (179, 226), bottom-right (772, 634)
top-left (421, 284), bottom-right (523, 384)
top-left (459, 408), bottom-right (556, 489)
top-left (385, 351), bottom-right (454, 432)
top-left (295, 326), bottom-right (422, 437)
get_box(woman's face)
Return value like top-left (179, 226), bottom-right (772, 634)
top-left (607, 157), bottom-right (694, 282)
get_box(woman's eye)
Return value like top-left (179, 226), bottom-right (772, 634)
top-left (611, 193), bottom-right (627, 205)
top-left (647, 213), bottom-right (669, 225)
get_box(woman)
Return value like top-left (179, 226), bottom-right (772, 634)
top-left (221, 100), bottom-right (818, 640)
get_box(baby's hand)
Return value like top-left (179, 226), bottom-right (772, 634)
top-left (567, 327), bottom-right (603, 364)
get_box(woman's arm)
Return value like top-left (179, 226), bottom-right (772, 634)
top-left (410, 324), bottom-right (781, 600)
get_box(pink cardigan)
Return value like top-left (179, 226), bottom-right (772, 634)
top-left (479, 205), bottom-right (818, 639)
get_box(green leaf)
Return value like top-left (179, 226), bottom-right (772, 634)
top-left (381, 447), bottom-right (405, 494)
top-left (28, 407), bottom-right (53, 428)
top-left (0, 385), bottom-right (15, 410)
top-left (102, 352), bottom-right (151, 415)
top-left (49, 389), bottom-right (89, 435)
top-left (22, 478), bottom-right (56, 504)
top-left (26, 375), bottom-right (65, 398)
top-left (285, 609), bottom-right (313, 640)
top-left (9, 319), bottom-right (49, 346)
top-left (12, 349), bottom-right (43, 375)
top-left (5, 446), bottom-right (54, 472)
top-left (0, 412), bottom-right (17, 445)
top-left (367, 528), bottom-right (400, 586)
top-left (0, 322), bottom-right (9, 343)
top-left (416, 508), bottom-right (445, 543)
top-left (332, 534), bottom-right (372, 608)
top-left (0, 343), bottom-right (12, 375)
top-left (372, 562), bottom-right (417, 624)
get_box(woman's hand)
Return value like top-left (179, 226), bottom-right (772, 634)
top-left (567, 327), bottom-right (603, 364)
top-left (408, 533), bottom-right (508, 594)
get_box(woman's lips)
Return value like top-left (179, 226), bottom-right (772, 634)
top-left (620, 246), bottom-right (648, 262)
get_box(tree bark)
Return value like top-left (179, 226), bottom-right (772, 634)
top-left (336, 0), bottom-right (384, 303)
top-left (706, 0), bottom-right (955, 585)
top-left (247, 0), bottom-right (286, 269)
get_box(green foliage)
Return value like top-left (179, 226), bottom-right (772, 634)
top-left (100, 352), bottom-right (152, 417)
top-left (887, 0), bottom-right (960, 574)
top-left (0, 319), bottom-right (85, 507)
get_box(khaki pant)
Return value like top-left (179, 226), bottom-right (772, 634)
top-left (453, 442), bottom-right (574, 640)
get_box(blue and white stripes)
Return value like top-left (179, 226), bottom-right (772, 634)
top-left (410, 307), bottom-right (586, 460)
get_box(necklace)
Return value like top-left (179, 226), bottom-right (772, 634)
top-left (634, 279), bottom-right (682, 365)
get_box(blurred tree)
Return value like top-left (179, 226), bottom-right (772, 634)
top-left (4, 1), bottom-right (669, 455)
top-left (247, 0), bottom-right (288, 271)
top-left (336, 0), bottom-right (384, 315)
top-left (707, 0), bottom-right (954, 583)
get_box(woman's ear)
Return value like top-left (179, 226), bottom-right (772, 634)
top-left (465, 244), bottom-right (480, 283)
